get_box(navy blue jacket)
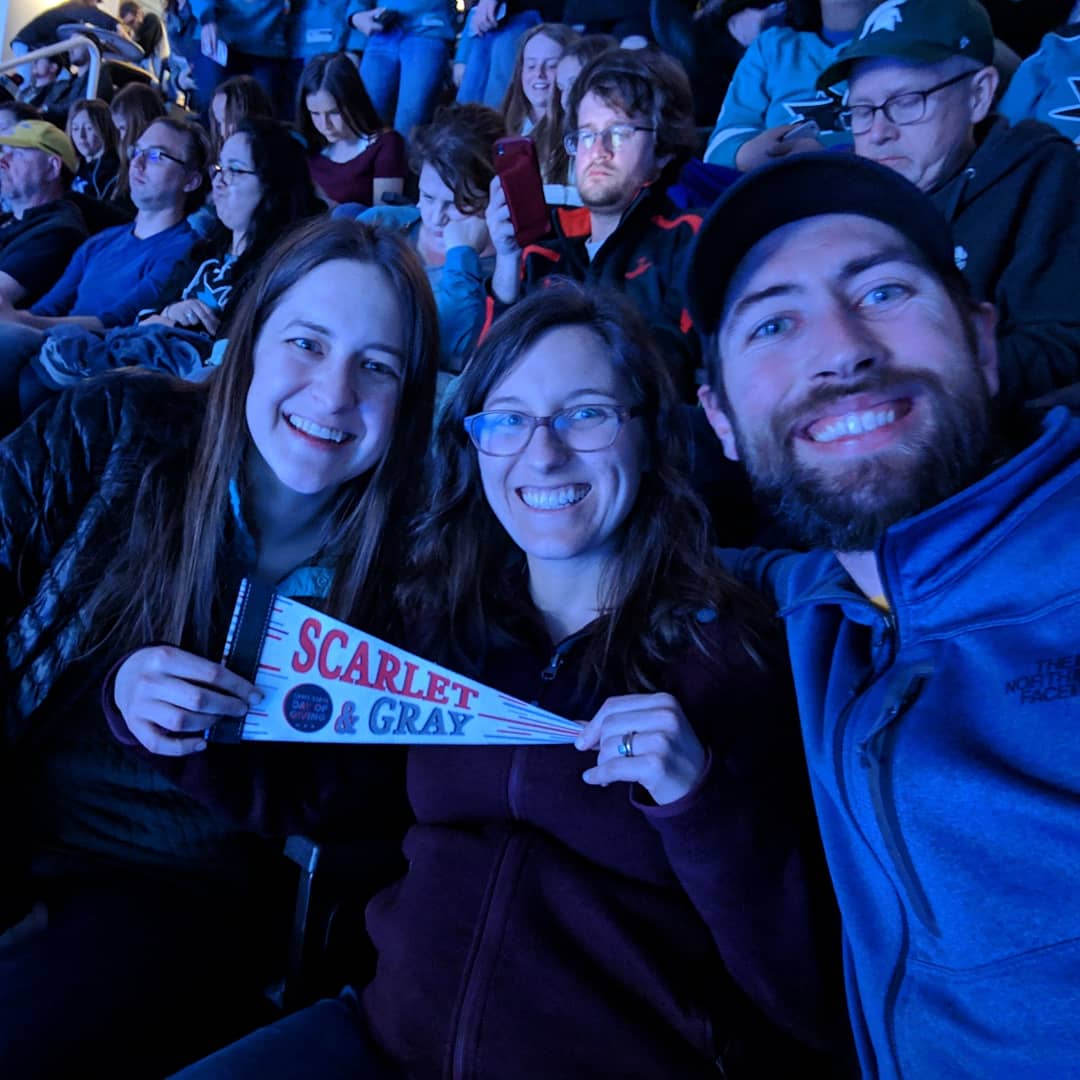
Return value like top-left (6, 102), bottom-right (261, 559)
top-left (728, 406), bottom-right (1080, 1077)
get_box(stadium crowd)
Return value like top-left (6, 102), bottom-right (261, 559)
top-left (2, 0), bottom-right (1080, 1077)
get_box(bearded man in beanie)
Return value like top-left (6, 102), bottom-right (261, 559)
top-left (691, 151), bottom-right (1080, 1078)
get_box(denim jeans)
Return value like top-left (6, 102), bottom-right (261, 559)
top-left (456, 10), bottom-right (541, 109)
top-left (171, 989), bottom-right (400, 1079)
top-left (360, 30), bottom-right (450, 138)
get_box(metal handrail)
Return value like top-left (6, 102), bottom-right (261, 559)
top-left (0, 36), bottom-right (102, 103)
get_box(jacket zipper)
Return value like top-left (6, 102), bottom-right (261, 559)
top-left (858, 673), bottom-right (937, 934)
top-left (539, 649), bottom-right (564, 682)
top-left (448, 834), bottom-right (514, 1080)
top-left (512, 636), bottom-right (582, 817)
top-left (828, 606), bottom-right (913, 1077)
top-left (857, 670), bottom-right (933, 1080)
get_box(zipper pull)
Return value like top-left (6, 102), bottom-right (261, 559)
top-left (540, 650), bottom-right (564, 682)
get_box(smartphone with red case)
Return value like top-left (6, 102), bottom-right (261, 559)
top-left (493, 136), bottom-right (551, 247)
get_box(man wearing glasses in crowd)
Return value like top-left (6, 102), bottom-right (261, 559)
top-left (0, 116), bottom-right (206, 433)
top-left (486, 47), bottom-right (704, 400)
top-left (820, 0), bottom-right (1080, 423)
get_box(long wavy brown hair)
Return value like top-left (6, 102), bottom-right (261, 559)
top-left (400, 282), bottom-right (773, 689)
top-left (500, 22), bottom-right (579, 182)
top-left (84, 217), bottom-right (439, 656)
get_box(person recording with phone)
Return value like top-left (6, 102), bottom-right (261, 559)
top-left (486, 47), bottom-right (704, 400)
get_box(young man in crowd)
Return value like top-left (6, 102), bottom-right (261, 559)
top-left (16, 52), bottom-right (71, 113)
top-left (0, 116), bottom-right (206, 433)
top-left (12, 0), bottom-right (119, 52)
top-left (0, 121), bottom-right (88, 307)
top-left (119, 0), bottom-right (166, 78)
top-left (691, 150), bottom-right (1080, 1078)
top-left (487, 46), bottom-right (703, 398)
top-left (704, 0), bottom-right (876, 169)
top-left (819, 0), bottom-right (1080, 419)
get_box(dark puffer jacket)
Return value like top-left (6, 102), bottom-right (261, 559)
top-left (1, 371), bottom-right (281, 888)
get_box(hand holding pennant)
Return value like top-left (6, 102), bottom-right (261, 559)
top-left (210, 579), bottom-right (583, 746)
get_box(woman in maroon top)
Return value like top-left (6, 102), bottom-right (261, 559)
top-left (297, 52), bottom-right (407, 209)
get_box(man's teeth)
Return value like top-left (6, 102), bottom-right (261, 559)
top-left (810, 407), bottom-right (897, 444)
top-left (288, 414), bottom-right (350, 443)
top-left (519, 484), bottom-right (589, 509)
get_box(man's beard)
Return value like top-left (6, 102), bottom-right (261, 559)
top-left (731, 365), bottom-right (999, 552)
top-left (578, 167), bottom-right (627, 212)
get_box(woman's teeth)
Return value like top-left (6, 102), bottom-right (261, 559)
top-left (518, 484), bottom-right (589, 509)
top-left (287, 413), bottom-right (351, 444)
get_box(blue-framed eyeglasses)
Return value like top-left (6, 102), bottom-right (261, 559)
top-left (464, 403), bottom-right (644, 456)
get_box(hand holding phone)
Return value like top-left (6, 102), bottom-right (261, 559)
top-left (372, 7), bottom-right (402, 29)
top-left (492, 136), bottom-right (551, 248)
top-left (780, 118), bottom-right (820, 143)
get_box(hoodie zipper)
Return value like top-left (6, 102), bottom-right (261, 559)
top-left (858, 672), bottom-right (938, 935)
top-left (509, 633), bottom-right (587, 820)
top-left (452, 632), bottom-right (590, 1077)
top-left (448, 833), bottom-right (515, 1080)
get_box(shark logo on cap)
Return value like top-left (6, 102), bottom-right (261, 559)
top-left (860, 0), bottom-right (907, 38)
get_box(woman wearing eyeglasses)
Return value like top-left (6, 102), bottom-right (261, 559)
top-left (141, 117), bottom-right (319, 336)
top-left (148, 285), bottom-right (845, 1079)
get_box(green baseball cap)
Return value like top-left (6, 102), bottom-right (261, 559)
top-left (0, 120), bottom-right (79, 174)
top-left (817, 0), bottom-right (995, 92)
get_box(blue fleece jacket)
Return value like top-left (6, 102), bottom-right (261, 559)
top-left (999, 24), bottom-right (1080, 147)
top-left (189, 0), bottom-right (289, 58)
top-left (704, 25), bottom-right (853, 168)
top-left (32, 221), bottom-right (197, 329)
top-left (290, 0), bottom-right (363, 59)
top-left (358, 204), bottom-right (493, 373)
top-left (727, 407), bottom-right (1080, 1078)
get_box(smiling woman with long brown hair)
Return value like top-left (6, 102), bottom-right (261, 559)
top-left (0, 216), bottom-right (438, 1077)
